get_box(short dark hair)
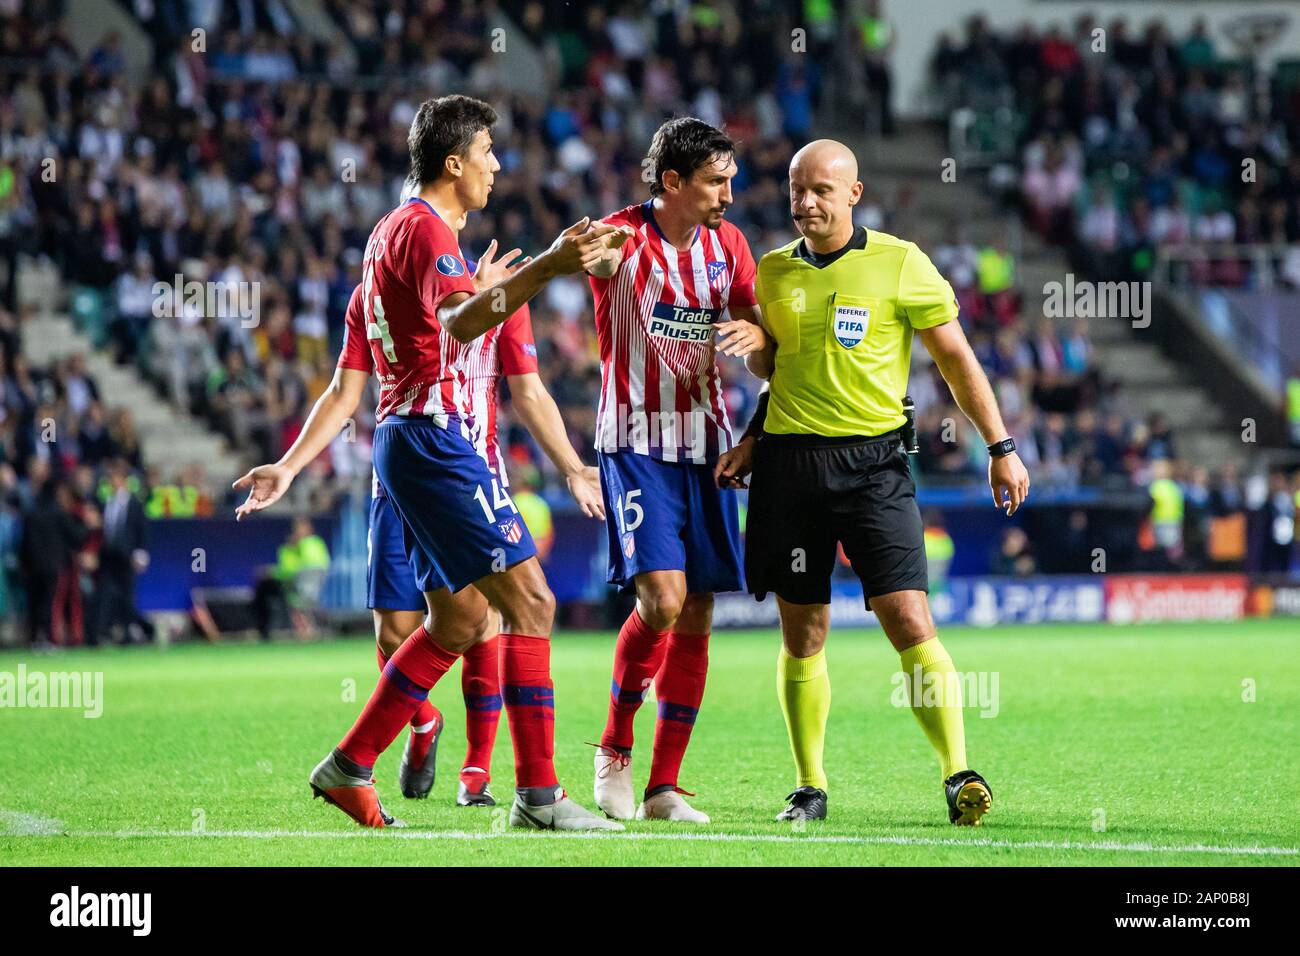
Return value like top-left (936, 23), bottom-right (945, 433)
top-left (645, 117), bottom-right (735, 197)
top-left (408, 95), bottom-right (498, 186)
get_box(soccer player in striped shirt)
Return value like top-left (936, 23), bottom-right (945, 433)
top-left (582, 118), bottom-right (769, 822)
top-left (234, 279), bottom-right (605, 809)
top-left (234, 95), bottom-right (622, 830)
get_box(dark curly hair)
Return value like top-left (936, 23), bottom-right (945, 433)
top-left (645, 117), bottom-right (735, 197)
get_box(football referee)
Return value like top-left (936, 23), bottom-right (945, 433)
top-left (715, 139), bottom-right (1029, 826)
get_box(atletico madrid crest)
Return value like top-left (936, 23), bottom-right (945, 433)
top-left (622, 532), bottom-right (636, 558)
top-left (706, 260), bottom-right (728, 291)
top-left (498, 519), bottom-right (523, 544)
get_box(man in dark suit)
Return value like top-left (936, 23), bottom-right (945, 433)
top-left (95, 458), bottom-right (154, 644)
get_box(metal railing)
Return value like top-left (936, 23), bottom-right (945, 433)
top-left (1152, 242), bottom-right (1300, 291)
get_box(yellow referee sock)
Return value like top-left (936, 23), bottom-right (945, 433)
top-left (777, 646), bottom-right (830, 791)
top-left (899, 638), bottom-right (968, 781)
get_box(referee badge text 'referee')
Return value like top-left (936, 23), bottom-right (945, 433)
top-left (833, 304), bottom-right (871, 349)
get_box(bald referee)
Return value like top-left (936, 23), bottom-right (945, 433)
top-left (715, 139), bottom-right (1029, 826)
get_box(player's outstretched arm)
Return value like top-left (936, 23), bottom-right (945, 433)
top-left (584, 224), bottom-right (636, 279)
top-left (918, 319), bottom-right (1030, 515)
top-left (439, 217), bottom-right (620, 344)
top-left (232, 367), bottom-right (370, 520)
top-left (506, 372), bottom-right (605, 519)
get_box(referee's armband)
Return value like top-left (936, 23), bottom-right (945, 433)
top-left (741, 388), bottom-right (770, 443)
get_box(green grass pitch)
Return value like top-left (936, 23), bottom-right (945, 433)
top-left (1, 619), bottom-right (1297, 866)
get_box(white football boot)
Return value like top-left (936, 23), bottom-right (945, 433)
top-left (509, 787), bottom-right (625, 831)
top-left (636, 788), bottom-right (710, 823)
top-left (593, 745), bottom-right (635, 820)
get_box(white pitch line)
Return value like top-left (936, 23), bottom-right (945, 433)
top-left (0, 810), bottom-right (64, 836)
top-left (6, 826), bottom-right (1296, 857)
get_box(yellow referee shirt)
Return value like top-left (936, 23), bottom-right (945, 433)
top-left (756, 227), bottom-right (958, 437)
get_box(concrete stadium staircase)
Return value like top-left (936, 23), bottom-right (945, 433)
top-left (17, 260), bottom-right (235, 488)
top-left (66, 0), bottom-right (153, 84)
top-left (853, 122), bottom-right (1244, 470)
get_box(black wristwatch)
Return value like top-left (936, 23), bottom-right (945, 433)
top-left (987, 437), bottom-right (1016, 458)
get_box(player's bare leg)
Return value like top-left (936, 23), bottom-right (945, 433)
top-left (870, 590), bottom-right (991, 826)
top-left (474, 557), bottom-right (623, 831)
top-left (373, 608), bottom-right (446, 800)
top-left (774, 597), bottom-right (831, 822)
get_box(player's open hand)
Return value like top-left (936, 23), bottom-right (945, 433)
top-left (606, 224), bottom-right (635, 249)
top-left (545, 217), bottom-right (621, 275)
top-left (584, 224), bottom-right (636, 278)
top-left (565, 465), bottom-right (606, 519)
top-left (472, 239), bottom-right (526, 292)
top-left (715, 319), bottom-right (767, 357)
top-left (989, 451), bottom-right (1029, 516)
top-left (714, 436), bottom-right (755, 489)
top-left (232, 464), bottom-right (295, 520)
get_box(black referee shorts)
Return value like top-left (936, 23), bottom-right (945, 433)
top-left (745, 430), bottom-right (928, 606)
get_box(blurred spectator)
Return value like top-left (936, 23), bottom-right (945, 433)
top-left (857, 0), bottom-right (895, 136)
top-left (96, 458), bottom-right (153, 645)
top-left (252, 515), bottom-right (330, 640)
top-left (511, 465), bottom-right (554, 561)
top-left (1287, 367), bottom-right (1300, 447)
top-left (1147, 458), bottom-right (1185, 565)
top-left (113, 253), bottom-right (157, 366)
top-left (20, 476), bottom-right (87, 646)
top-left (922, 510), bottom-right (954, 591)
top-left (991, 526), bottom-right (1036, 576)
top-left (1261, 471), bottom-right (1296, 573)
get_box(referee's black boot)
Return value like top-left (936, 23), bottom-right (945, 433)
top-left (775, 786), bottom-right (827, 822)
top-left (944, 769), bottom-right (992, 826)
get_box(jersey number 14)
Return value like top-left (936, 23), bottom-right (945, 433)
top-left (363, 263), bottom-right (397, 363)
top-left (473, 479), bottom-right (518, 522)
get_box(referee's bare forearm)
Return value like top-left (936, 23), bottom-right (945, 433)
top-left (920, 321), bottom-right (1009, 444)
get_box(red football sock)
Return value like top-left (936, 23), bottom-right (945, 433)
top-left (376, 645), bottom-right (441, 732)
top-left (601, 608), bottom-right (670, 752)
top-left (339, 625), bottom-right (459, 768)
top-left (646, 631), bottom-right (709, 795)
top-left (499, 633), bottom-right (558, 790)
top-left (461, 634), bottom-right (502, 778)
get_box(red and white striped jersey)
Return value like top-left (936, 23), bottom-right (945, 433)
top-left (456, 299), bottom-right (538, 485)
top-left (339, 274), bottom-right (538, 495)
top-left (588, 201), bottom-right (757, 464)
top-left (356, 197), bottom-right (477, 429)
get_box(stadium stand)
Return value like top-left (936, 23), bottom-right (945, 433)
top-left (0, 1), bottom-right (1295, 643)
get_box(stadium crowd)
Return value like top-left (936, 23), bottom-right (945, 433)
top-left (933, 14), bottom-right (1300, 285)
top-left (0, 303), bottom-right (164, 645)
top-left (13, 0), bottom-right (826, 498)
top-left (9, 0), bottom-right (1192, 502)
top-left (0, 2), bottom-right (1297, 645)
top-left (926, 12), bottom-right (1300, 568)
